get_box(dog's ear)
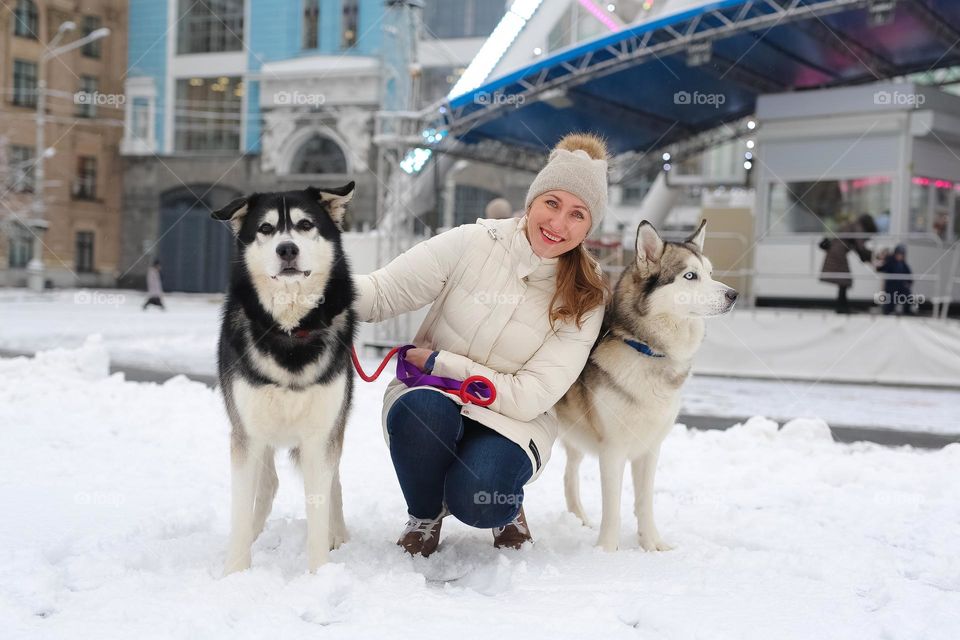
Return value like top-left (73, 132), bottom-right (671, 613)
top-left (211, 196), bottom-right (250, 235)
top-left (635, 220), bottom-right (664, 265)
top-left (685, 219), bottom-right (707, 252)
top-left (307, 181), bottom-right (355, 230)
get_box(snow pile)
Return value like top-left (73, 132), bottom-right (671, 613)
top-left (1, 345), bottom-right (958, 639)
top-left (0, 334), bottom-right (110, 381)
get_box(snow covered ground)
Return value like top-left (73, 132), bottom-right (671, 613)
top-left (1, 339), bottom-right (958, 638)
top-left (2, 289), bottom-right (959, 434)
top-left (0, 289), bottom-right (222, 377)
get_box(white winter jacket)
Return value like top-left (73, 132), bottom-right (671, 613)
top-left (354, 215), bottom-right (604, 483)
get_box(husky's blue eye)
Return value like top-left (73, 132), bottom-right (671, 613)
top-left (683, 271), bottom-right (698, 280)
top-left (258, 223), bottom-right (274, 234)
top-left (296, 219), bottom-right (314, 232)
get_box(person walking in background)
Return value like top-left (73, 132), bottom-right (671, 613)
top-left (819, 213), bottom-right (877, 314)
top-left (143, 259), bottom-right (166, 311)
top-left (875, 244), bottom-right (914, 315)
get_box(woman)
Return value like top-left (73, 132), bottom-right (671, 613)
top-left (819, 213), bottom-right (877, 314)
top-left (354, 133), bottom-right (610, 556)
top-left (142, 259), bottom-right (165, 311)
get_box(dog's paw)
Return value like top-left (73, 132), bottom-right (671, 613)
top-left (329, 530), bottom-right (349, 551)
top-left (596, 537), bottom-right (620, 552)
top-left (222, 551), bottom-right (252, 576)
top-left (570, 511), bottom-right (591, 528)
top-left (638, 532), bottom-right (673, 552)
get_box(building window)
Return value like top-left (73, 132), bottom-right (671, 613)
top-left (82, 16), bottom-right (103, 58)
top-left (76, 76), bottom-right (98, 117)
top-left (303, 0), bottom-right (320, 49)
top-left (422, 0), bottom-right (505, 39)
top-left (74, 156), bottom-right (98, 200)
top-left (177, 0), bottom-right (244, 54)
top-left (453, 185), bottom-right (502, 226)
top-left (8, 226), bottom-right (33, 268)
top-left (621, 183), bottom-right (649, 205)
top-left (13, 0), bottom-right (38, 38)
top-left (131, 96), bottom-right (151, 141)
top-left (290, 134), bottom-right (348, 174)
top-left (75, 231), bottom-right (95, 273)
top-left (908, 176), bottom-right (954, 235)
top-left (7, 145), bottom-right (35, 192)
top-left (341, 0), bottom-right (359, 49)
top-left (767, 177), bottom-right (892, 234)
top-left (12, 60), bottom-right (38, 107)
top-left (174, 77), bottom-right (243, 152)
top-left (420, 66), bottom-right (466, 106)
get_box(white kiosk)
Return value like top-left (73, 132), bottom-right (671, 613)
top-left (753, 81), bottom-right (960, 309)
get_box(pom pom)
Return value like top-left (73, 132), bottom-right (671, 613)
top-left (553, 133), bottom-right (608, 161)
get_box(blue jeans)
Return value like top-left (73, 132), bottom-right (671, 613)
top-left (386, 389), bottom-right (533, 528)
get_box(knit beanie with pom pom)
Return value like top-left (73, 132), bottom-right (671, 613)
top-left (524, 132), bottom-right (609, 234)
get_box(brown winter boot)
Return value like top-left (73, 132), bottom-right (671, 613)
top-left (397, 510), bottom-right (446, 557)
top-left (492, 506), bottom-right (532, 549)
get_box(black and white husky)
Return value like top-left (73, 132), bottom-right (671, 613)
top-left (210, 183), bottom-right (357, 574)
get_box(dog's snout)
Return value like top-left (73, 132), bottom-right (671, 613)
top-left (276, 242), bottom-right (299, 262)
top-left (725, 289), bottom-right (739, 303)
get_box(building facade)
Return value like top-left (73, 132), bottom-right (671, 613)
top-left (1, 0), bottom-right (127, 288)
top-left (120, 0), bottom-right (505, 292)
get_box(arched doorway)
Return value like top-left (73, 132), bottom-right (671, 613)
top-left (158, 186), bottom-right (238, 292)
top-left (289, 133), bottom-right (348, 174)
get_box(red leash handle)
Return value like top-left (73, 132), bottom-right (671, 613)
top-left (457, 375), bottom-right (497, 407)
top-left (350, 345), bottom-right (496, 407)
top-left (350, 344), bottom-right (401, 382)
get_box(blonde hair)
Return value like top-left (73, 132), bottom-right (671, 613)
top-left (550, 243), bottom-right (609, 329)
top-left (539, 132), bottom-right (611, 329)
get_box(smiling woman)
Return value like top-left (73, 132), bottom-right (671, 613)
top-left (353, 132), bottom-right (611, 557)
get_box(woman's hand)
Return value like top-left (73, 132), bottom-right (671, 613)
top-left (406, 347), bottom-right (434, 371)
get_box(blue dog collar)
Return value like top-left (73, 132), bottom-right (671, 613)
top-left (623, 338), bottom-right (665, 358)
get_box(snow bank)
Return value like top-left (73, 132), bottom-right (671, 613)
top-left (698, 309), bottom-right (960, 388)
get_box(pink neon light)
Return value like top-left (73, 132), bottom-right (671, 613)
top-left (935, 179), bottom-right (953, 189)
top-left (850, 176), bottom-right (891, 189)
top-left (578, 0), bottom-right (619, 32)
top-left (912, 177), bottom-right (931, 186)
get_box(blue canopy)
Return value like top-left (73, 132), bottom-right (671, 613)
top-left (441, 0), bottom-right (960, 156)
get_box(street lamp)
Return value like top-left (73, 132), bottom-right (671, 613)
top-left (27, 22), bottom-right (111, 291)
